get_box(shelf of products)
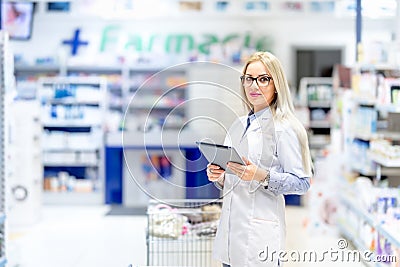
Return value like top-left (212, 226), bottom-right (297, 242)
top-left (66, 65), bottom-right (125, 114)
top-left (337, 64), bottom-right (400, 181)
top-left (299, 77), bottom-right (333, 156)
top-left (14, 64), bottom-right (190, 133)
top-left (37, 77), bottom-right (106, 204)
top-left (338, 185), bottom-right (400, 267)
top-left (126, 66), bottom-right (188, 131)
top-left (334, 59), bottom-right (400, 267)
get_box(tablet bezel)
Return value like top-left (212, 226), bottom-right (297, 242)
top-left (196, 141), bottom-right (245, 174)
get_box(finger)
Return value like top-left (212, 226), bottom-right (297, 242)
top-left (242, 156), bottom-right (251, 165)
top-left (209, 164), bottom-right (220, 168)
top-left (208, 172), bottom-right (224, 181)
top-left (227, 162), bottom-right (244, 172)
top-left (208, 175), bottom-right (220, 182)
top-left (227, 168), bottom-right (241, 177)
top-left (210, 169), bottom-right (224, 175)
top-left (230, 163), bottom-right (249, 176)
top-left (227, 162), bottom-right (243, 169)
top-left (209, 165), bottom-right (221, 171)
top-left (207, 166), bottom-right (222, 175)
top-left (207, 167), bottom-right (224, 180)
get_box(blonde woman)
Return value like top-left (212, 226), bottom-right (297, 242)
top-left (207, 51), bottom-right (313, 267)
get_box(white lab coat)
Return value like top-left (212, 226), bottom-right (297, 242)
top-left (213, 108), bottom-right (309, 267)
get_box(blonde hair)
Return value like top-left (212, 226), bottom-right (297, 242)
top-left (241, 51), bottom-right (313, 176)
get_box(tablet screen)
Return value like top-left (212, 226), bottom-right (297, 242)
top-left (196, 141), bottom-right (245, 174)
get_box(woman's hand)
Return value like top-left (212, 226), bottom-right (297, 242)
top-left (206, 164), bottom-right (225, 183)
top-left (227, 157), bottom-right (268, 182)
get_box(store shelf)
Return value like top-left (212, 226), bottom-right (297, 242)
top-left (129, 104), bottom-right (185, 110)
top-left (352, 97), bottom-right (377, 106)
top-left (15, 64), bottom-right (60, 73)
top-left (368, 151), bottom-right (400, 168)
top-left (309, 134), bottom-right (330, 146)
top-left (377, 131), bottom-right (400, 141)
top-left (67, 65), bottom-right (123, 73)
top-left (378, 225), bottom-right (400, 251)
top-left (336, 221), bottom-right (382, 267)
top-left (38, 77), bottom-right (106, 205)
top-left (42, 120), bottom-right (98, 128)
top-left (300, 77), bottom-right (333, 155)
top-left (352, 97), bottom-right (400, 111)
top-left (351, 164), bottom-right (400, 176)
top-left (309, 120), bottom-right (331, 128)
top-left (340, 196), bottom-right (376, 226)
top-left (41, 76), bottom-right (107, 86)
top-left (340, 195), bottom-right (400, 248)
top-left (44, 148), bottom-right (98, 153)
top-left (354, 131), bottom-right (400, 141)
top-left (45, 99), bottom-right (100, 106)
top-left (351, 165), bottom-right (376, 176)
top-left (308, 100), bottom-right (331, 108)
top-left (43, 162), bottom-right (98, 167)
top-left (129, 65), bottom-right (187, 72)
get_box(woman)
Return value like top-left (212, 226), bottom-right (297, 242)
top-left (207, 51), bottom-right (313, 267)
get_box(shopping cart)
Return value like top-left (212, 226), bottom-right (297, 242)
top-left (146, 199), bottom-right (223, 267)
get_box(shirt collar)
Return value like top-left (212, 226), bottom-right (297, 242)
top-left (248, 107), bottom-right (272, 122)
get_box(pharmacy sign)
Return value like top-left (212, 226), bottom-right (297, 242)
top-left (99, 25), bottom-right (273, 55)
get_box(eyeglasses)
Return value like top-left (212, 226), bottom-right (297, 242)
top-left (240, 75), bottom-right (273, 88)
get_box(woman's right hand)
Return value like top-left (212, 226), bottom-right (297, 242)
top-left (206, 164), bottom-right (225, 182)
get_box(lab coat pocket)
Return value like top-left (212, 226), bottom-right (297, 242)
top-left (248, 218), bottom-right (280, 267)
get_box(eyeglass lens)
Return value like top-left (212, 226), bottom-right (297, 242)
top-left (241, 75), bottom-right (271, 87)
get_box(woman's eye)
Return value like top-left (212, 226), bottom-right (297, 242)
top-left (245, 77), bottom-right (253, 82)
top-left (259, 77), bottom-right (268, 83)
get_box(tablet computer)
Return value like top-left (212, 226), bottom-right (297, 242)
top-left (196, 141), bottom-right (245, 174)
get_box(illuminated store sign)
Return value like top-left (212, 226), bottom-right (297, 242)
top-left (99, 25), bottom-right (273, 55)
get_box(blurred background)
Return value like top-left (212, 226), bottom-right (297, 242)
top-left (0, 0), bottom-right (400, 266)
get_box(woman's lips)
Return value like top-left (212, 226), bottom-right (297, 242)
top-left (249, 92), bottom-right (262, 97)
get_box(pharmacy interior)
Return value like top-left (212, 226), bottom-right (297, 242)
top-left (1, 1), bottom-right (400, 267)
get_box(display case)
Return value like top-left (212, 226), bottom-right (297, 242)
top-left (14, 63), bottom-right (190, 133)
top-left (334, 62), bottom-right (400, 266)
top-left (338, 65), bottom-right (400, 183)
top-left (37, 77), bottom-right (107, 204)
top-left (299, 77), bottom-right (333, 157)
top-left (125, 66), bottom-right (188, 131)
top-left (14, 64), bottom-right (60, 100)
top-left (66, 65), bottom-right (126, 114)
top-left (337, 185), bottom-right (400, 267)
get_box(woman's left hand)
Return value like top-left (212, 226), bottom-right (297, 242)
top-left (227, 157), bottom-right (268, 182)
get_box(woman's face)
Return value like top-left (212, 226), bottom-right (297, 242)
top-left (243, 60), bottom-right (275, 112)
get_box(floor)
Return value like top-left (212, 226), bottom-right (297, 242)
top-left (7, 203), bottom-right (366, 267)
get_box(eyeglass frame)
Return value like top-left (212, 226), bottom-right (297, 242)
top-left (240, 74), bottom-right (273, 88)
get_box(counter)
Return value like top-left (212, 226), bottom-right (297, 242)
top-left (105, 130), bottom-right (221, 205)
